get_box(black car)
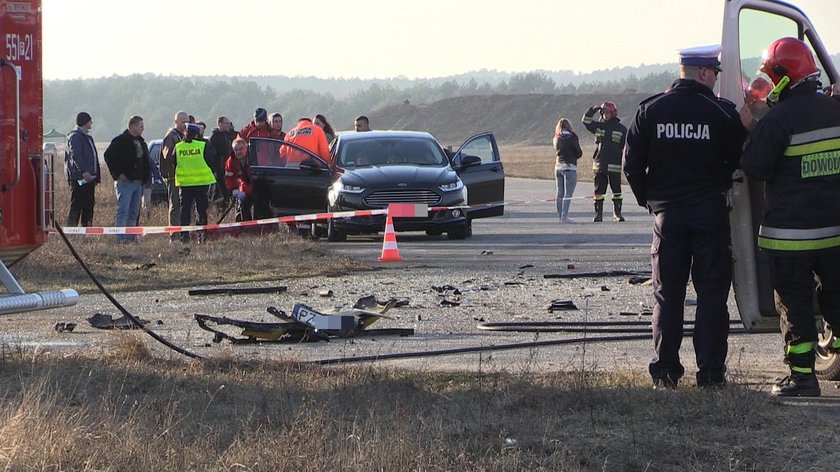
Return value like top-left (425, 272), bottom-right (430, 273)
top-left (248, 130), bottom-right (505, 241)
top-left (147, 138), bottom-right (167, 203)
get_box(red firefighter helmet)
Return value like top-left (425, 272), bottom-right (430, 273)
top-left (759, 37), bottom-right (820, 86)
top-left (600, 101), bottom-right (618, 118)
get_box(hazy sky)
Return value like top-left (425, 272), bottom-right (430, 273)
top-left (42, 0), bottom-right (840, 80)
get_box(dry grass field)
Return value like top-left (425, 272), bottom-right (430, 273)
top-left (0, 339), bottom-right (836, 471)
top-left (499, 144), bottom-right (630, 185)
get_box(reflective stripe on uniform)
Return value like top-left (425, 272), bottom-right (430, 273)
top-left (791, 365), bottom-right (814, 374)
top-left (607, 163), bottom-right (622, 173)
top-left (788, 125), bottom-right (840, 146)
top-left (833, 338), bottom-right (840, 350)
top-left (611, 194), bottom-right (623, 201)
top-left (758, 225), bottom-right (840, 251)
top-left (783, 126), bottom-right (840, 178)
top-left (593, 194), bottom-right (605, 202)
top-left (786, 341), bottom-right (816, 355)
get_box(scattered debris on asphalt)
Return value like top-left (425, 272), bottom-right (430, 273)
top-left (518, 264), bottom-right (534, 269)
top-left (548, 299), bottom-right (578, 312)
top-left (188, 285), bottom-right (288, 296)
top-left (480, 250), bottom-right (494, 255)
top-left (628, 276), bottom-right (653, 285)
top-left (54, 322), bottom-right (76, 333)
top-left (194, 296), bottom-right (412, 344)
top-left (134, 262), bottom-right (157, 270)
top-left (601, 285), bottom-right (611, 291)
top-left (87, 313), bottom-right (149, 330)
top-left (318, 289), bottom-right (334, 298)
top-left (431, 285), bottom-right (461, 295)
top-left (440, 299), bottom-right (461, 307)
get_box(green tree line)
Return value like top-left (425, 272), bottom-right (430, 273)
top-left (43, 71), bottom-right (679, 141)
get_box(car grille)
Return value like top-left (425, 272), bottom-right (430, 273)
top-left (364, 189), bottom-right (441, 207)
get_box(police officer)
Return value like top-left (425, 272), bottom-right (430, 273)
top-left (741, 38), bottom-right (840, 397)
top-left (175, 124), bottom-right (217, 243)
top-left (623, 45), bottom-right (747, 389)
top-left (582, 101), bottom-right (627, 222)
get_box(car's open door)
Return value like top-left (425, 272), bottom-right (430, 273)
top-left (722, 0), bottom-right (839, 333)
top-left (450, 132), bottom-right (505, 219)
top-left (249, 137), bottom-right (333, 218)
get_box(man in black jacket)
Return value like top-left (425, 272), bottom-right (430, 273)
top-left (624, 45), bottom-right (747, 389)
top-left (741, 37), bottom-right (840, 397)
top-left (160, 111), bottom-right (188, 240)
top-left (64, 112), bottom-right (100, 226)
top-left (103, 115), bottom-right (151, 242)
top-left (209, 115), bottom-right (234, 207)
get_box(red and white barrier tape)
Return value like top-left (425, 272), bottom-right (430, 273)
top-left (57, 203), bottom-right (433, 236)
top-left (58, 208), bottom-right (388, 236)
top-left (55, 198), bottom-right (576, 236)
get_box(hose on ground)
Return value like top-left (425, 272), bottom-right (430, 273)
top-left (53, 219), bottom-right (202, 360)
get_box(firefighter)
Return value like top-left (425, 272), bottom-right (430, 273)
top-left (582, 101), bottom-right (627, 222)
top-left (174, 124), bottom-right (217, 243)
top-left (281, 117), bottom-right (331, 164)
top-left (741, 37), bottom-right (840, 397)
top-left (624, 45), bottom-right (747, 389)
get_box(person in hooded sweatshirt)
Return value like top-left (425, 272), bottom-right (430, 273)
top-left (553, 118), bottom-right (583, 224)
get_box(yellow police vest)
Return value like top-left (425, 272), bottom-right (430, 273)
top-left (174, 140), bottom-right (216, 187)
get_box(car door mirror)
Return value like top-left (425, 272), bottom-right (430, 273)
top-left (458, 155), bottom-right (482, 168)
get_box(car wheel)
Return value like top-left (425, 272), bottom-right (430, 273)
top-left (425, 229), bottom-right (443, 237)
top-left (816, 321), bottom-right (840, 380)
top-left (447, 221), bottom-right (468, 240)
top-left (326, 205), bottom-right (346, 242)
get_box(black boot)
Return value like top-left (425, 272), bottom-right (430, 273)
top-left (593, 200), bottom-right (604, 222)
top-left (771, 372), bottom-right (821, 397)
top-left (613, 200), bottom-right (625, 222)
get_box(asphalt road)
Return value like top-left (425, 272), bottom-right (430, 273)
top-left (17, 177), bottom-right (840, 400)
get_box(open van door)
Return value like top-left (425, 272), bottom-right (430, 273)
top-left (721, 0), bottom-right (840, 377)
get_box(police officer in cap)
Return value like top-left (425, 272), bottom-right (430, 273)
top-left (741, 38), bottom-right (840, 397)
top-left (624, 45), bottom-right (747, 389)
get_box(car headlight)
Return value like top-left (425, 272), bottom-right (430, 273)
top-left (331, 181), bottom-right (365, 194)
top-left (439, 180), bottom-right (464, 192)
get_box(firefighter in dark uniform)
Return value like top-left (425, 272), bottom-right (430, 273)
top-left (741, 37), bottom-right (840, 397)
top-left (582, 101), bottom-right (627, 222)
top-left (624, 45), bottom-right (747, 389)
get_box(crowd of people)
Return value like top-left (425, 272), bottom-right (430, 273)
top-left (63, 108), bottom-right (372, 243)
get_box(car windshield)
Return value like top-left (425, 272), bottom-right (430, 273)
top-left (339, 137), bottom-right (446, 168)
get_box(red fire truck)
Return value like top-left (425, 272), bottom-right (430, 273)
top-left (0, 0), bottom-right (77, 314)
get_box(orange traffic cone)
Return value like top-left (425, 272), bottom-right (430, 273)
top-left (377, 215), bottom-right (402, 262)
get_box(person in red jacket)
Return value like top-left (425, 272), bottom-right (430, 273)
top-left (224, 137), bottom-right (254, 221)
top-left (238, 107), bottom-right (279, 143)
top-left (281, 117), bottom-right (331, 165)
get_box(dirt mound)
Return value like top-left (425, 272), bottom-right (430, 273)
top-left (371, 93), bottom-right (652, 147)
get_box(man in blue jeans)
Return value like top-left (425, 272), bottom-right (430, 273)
top-left (104, 116), bottom-right (151, 243)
